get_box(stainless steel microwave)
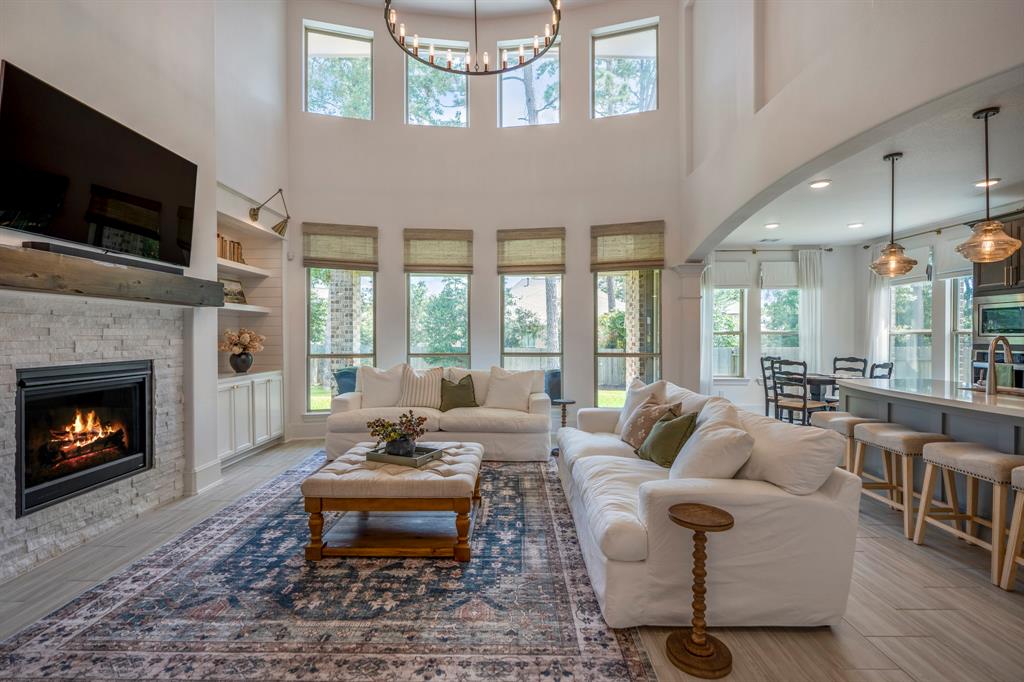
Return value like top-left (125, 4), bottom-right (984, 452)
top-left (975, 293), bottom-right (1024, 345)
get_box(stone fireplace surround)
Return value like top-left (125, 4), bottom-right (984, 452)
top-left (0, 291), bottom-right (185, 581)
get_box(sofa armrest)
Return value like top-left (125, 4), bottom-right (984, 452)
top-left (331, 391), bottom-right (362, 413)
top-left (528, 392), bottom-right (551, 415)
top-left (577, 407), bottom-right (620, 434)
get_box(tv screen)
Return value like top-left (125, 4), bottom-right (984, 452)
top-left (0, 61), bottom-right (197, 267)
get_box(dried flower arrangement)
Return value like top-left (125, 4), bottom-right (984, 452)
top-left (218, 328), bottom-right (266, 355)
top-left (367, 410), bottom-right (428, 445)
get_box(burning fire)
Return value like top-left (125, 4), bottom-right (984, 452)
top-left (52, 409), bottom-right (123, 454)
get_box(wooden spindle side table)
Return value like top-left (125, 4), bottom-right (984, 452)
top-left (550, 399), bottom-right (575, 458)
top-left (666, 503), bottom-right (735, 679)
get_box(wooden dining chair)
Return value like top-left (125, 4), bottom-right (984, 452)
top-left (760, 355), bottom-right (781, 417)
top-left (826, 356), bottom-right (868, 407)
top-left (870, 362), bottom-right (894, 379)
top-left (772, 359), bottom-right (829, 425)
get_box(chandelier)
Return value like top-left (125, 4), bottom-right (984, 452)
top-left (869, 152), bottom-right (919, 278)
top-left (384, 0), bottom-right (561, 76)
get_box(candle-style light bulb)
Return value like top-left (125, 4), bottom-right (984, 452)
top-left (518, 43), bottom-right (525, 64)
top-left (429, 42), bottom-right (435, 64)
top-left (545, 23), bottom-right (551, 46)
top-left (413, 34), bottom-right (419, 55)
top-left (533, 35), bottom-right (540, 54)
top-left (553, 10), bottom-right (558, 27)
top-left (389, 8), bottom-right (396, 25)
top-left (399, 23), bottom-right (406, 45)
top-left (503, 50), bottom-right (509, 67)
top-left (483, 51), bottom-right (489, 71)
top-left (465, 51), bottom-right (472, 71)
top-left (446, 48), bottom-right (453, 69)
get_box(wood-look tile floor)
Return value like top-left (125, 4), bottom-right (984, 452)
top-left (2, 440), bottom-right (1022, 682)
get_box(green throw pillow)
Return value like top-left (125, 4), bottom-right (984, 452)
top-left (440, 375), bottom-right (478, 412)
top-left (637, 412), bottom-right (699, 468)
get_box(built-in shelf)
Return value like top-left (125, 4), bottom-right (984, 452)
top-left (222, 302), bottom-right (272, 315)
top-left (216, 210), bottom-right (284, 241)
top-left (217, 258), bottom-right (271, 279)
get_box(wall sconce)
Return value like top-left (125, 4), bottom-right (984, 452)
top-left (249, 188), bottom-right (290, 236)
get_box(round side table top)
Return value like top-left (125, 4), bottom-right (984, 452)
top-left (668, 503), bottom-right (734, 533)
top-left (551, 398), bottom-right (576, 406)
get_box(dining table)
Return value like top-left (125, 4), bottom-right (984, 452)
top-left (806, 373), bottom-right (839, 402)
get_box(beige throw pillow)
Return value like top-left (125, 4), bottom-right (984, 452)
top-left (669, 398), bottom-right (754, 480)
top-left (397, 365), bottom-right (443, 409)
top-left (614, 378), bottom-right (668, 434)
top-left (357, 364), bottom-right (405, 408)
top-left (483, 366), bottom-right (534, 411)
top-left (620, 397), bottom-right (680, 449)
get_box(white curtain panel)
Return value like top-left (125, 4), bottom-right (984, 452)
top-left (797, 250), bottom-right (823, 373)
top-left (699, 253), bottom-right (715, 394)
top-left (864, 244), bottom-right (891, 368)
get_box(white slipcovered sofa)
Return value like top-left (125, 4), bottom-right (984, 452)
top-left (327, 366), bottom-right (551, 462)
top-left (557, 381), bottom-right (861, 628)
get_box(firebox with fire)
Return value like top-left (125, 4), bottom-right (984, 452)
top-left (49, 409), bottom-right (128, 461)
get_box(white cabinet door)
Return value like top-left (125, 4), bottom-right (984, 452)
top-left (268, 375), bottom-right (284, 437)
top-left (216, 385), bottom-right (235, 459)
top-left (252, 377), bottom-right (271, 445)
top-left (232, 382), bottom-right (254, 453)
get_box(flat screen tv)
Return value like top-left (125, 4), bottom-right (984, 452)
top-left (0, 61), bottom-right (197, 267)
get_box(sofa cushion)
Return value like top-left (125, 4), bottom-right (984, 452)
top-left (449, 368), bottom-right (491, 403)
top-left (571, 455), bottom-right (668, 561)
top-left (664, 385), bottom-right (712, 416)
top-left (357, 365), bottom-right (404, 408)
top-left (736, 409), bottom-right (844, 495)
top-left (439, 407), bottom-right (549, 433)
top-left (670, 399), bottom-right (753, 479)
top-left (327, 407), bottom-right (442, 434)
top-left (397, 365), bottom-right (442, 409)
top-left (620, 397), bottom-right (678, 449)
top-left (615, 379), bottom-right (668, 434)
top-left (440, 375), bottom-right (478, 411)
top-left (558, 427), bottom-right (640, 470)
top-left (483, 366), bottom-right (535, 411)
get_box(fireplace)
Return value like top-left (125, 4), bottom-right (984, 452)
top-left (16, 360), bottom-right (153, 517)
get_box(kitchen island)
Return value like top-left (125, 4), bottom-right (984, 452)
top-left (837, 378), bottom-right (1024, 530)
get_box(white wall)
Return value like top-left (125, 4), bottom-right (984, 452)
top-left (680, 0), bottom-right (1024, 262)
top-left (284, 0), bottom-right (684, 437)
top-left (0, 0), bottom-right (221, 494)
top-left (711, 246), bottom-right (858, 412)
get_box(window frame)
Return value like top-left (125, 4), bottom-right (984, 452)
top-left (303, 23), bottom-right (374, 120)
top-left (499, 273), bottom-right (563, 372)
top-left (406, 272), bottom-right (472, 367)
top-left (404, 41), bottom-right (470, 128)
top-left (888, 280), bottom-right (933, 381)
top-left (950, 276), bottom-right (973, 384)
top-left (497, 38), bottom-right (561, 128)
top-left (759, 287), bottom-right (800, 361)
top-left (590, 22), bottom-right (660, 120)
top-left (593, 269), bottom-right (662, 405)
top-left (305, 267), bottom-right (377, 413)
top-left (712, 287), bottom-right (746, 378)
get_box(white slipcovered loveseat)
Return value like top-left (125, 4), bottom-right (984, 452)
top-left (557, 381), bottom-right (861, 628)
top-left (327, 365), bottom-right (551, 462)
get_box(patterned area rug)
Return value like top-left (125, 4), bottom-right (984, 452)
top-left (0, 453), bottom-right (655, 680)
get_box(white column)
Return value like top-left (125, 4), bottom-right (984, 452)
top-left (668, 263), bottom-right (705, 391)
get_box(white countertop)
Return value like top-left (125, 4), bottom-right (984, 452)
top-left (838, 378), bottom-right (1024, 418)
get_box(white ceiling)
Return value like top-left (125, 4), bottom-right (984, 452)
top-left (722, 83), bottom-right (1024, 247)
top-left (349, 0), bottom-right (601, 19)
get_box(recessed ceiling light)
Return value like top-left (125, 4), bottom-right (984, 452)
top-left (809, 179), bottom-right (832, 189)
top-left (764, 222), bottom-right (780, 230)
top-left (847, 222), bottom-right (864, 229)
top-left (975, 178), bottom-right (1001, 188)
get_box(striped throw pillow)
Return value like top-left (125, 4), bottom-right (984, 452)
top-left (397, 365), bottom-right (443, 409)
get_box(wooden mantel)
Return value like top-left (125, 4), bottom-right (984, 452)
top-left (0, 245), bottom-right (224, 307)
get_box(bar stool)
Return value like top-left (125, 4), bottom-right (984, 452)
top-left (913, 443), bottom-right (1024, 586)
top-left (809, 411), bottom-right (882, 470)
top-left (852, 423), bottom-right (953, 539)
top-left (1000, 466), bottom-right (1024, 590)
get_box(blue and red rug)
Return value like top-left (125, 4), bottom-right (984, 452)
top-left (0, 453), bottom-right (655, 680)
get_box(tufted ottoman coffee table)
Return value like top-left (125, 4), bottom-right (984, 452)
top-left (301, 442), bottom-right (483, 562)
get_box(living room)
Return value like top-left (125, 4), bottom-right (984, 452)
top-left (1, 0), bottom-right (1024, 680)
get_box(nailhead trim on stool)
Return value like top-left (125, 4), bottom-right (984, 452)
top-left (853, 422), bottom-right (952, 457)
top-left (923, 442), bottom-right (1024, 485)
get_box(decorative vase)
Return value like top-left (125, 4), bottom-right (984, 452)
top-left (385, 436), bottom-right (416, 456)
top-left (229, 352), bottom-right (254, 374)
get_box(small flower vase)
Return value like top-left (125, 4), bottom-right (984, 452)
top-left (385, 436), bottom-right (416, 456)
top-left (229, 352), bottom-right (254, 374)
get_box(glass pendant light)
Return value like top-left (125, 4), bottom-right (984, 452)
top-left (870, 152), bottom-right (918, 277)
top-left (956, 107), bottom-right (1021, 263)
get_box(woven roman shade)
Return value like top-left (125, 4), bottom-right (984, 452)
top-left (496, 227), bottom-right (566, 274)
top-left (404, 228), bottom-right (474, 273)
top-left (302, 223), bottom-right (378, 271)
top-left (590, 220), bottom-right (665, 271)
